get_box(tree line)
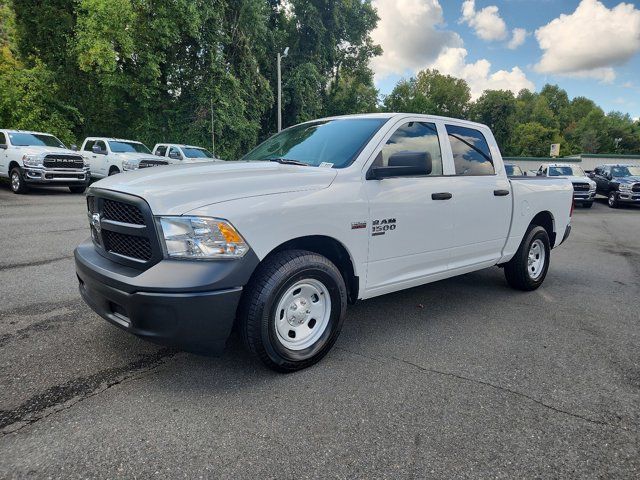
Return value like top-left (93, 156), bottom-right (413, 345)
top-left (1, 0), bottom-right (638, 160)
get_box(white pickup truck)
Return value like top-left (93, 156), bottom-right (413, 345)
top-left (152, 143), bottom-right (223, 163)
top-left (75, 114), bottom-right (573, 372)
top-left (0, 129), bottom-right (89, 194)
top-left (536, 163), bottom-right (597, 208)
top-left (80, 137), bottom-right (168, 178)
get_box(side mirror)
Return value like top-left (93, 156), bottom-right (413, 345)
top-left (367, 151), bottom-right (432, 180)
top-left (92, 145), bottom-right (106, 155)
top-left (168, 151), bottom-right (182, 160)
top-left (606, 173), bottom-right (612, 180)
top-left (536, 171), bottom-right (543, 176)
top-left (70, 144), bottom-right (78, 151)
top-left (0, 144), bottom-right (7, 150)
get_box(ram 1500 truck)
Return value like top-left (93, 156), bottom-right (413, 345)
top-left (536, 163), bottom-right (596, 208)
top-left (590, 164), bottom-right (640, 208)
top-left (0, 129), bottom-right (89, 194)
top-left (75, 114), bottom-right (573, 372)
top-left (80, 137), bottom-right (168, 178)
top-left (152, 143), bottom-right (224, 163)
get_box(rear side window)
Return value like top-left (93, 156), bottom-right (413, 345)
top-left (0, 132), bottom-right (6, 145)
top-left (155, 145), bottom-right (167, 156)
top-left (446, 125), bottom-right (495, 176)
top-left (379, 122), bottom-right (443, 176)
top-left (83, 140), bottom-right (95, 151)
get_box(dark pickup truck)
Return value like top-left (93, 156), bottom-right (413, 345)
top-left (590, 164), bottom-right (640, 208)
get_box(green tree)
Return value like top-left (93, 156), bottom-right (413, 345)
top-left (470, 90), bottom-right (516, 153)
top-left (510, 122), bottom-right (560, 157)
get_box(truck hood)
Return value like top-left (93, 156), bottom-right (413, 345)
top-left (112, 152), bottom-right (165, 161)
top-left (20, 146), bottom-right (81, 157)
top-left (616, 176), bottom-right (640, 185)
top-left (564, 176), bottom-right (596, 186)
top-left (91, 161), bottom-right (338, 215)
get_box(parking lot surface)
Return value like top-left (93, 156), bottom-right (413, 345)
top-left (0, 184), bottom-right (638, 478)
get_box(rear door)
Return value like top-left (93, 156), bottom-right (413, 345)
top-left (444, 124), bottom-right (512, 269)
top-left (364, 119), bottom-right (455, 295)
top-left (0, 132), bottom-right (8, 174)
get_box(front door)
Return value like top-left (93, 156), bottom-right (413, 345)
top-left (364, 120), bottom-right (454, 296)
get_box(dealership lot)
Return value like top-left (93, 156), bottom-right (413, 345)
top-left (0, 185), bottom-right (638, 478)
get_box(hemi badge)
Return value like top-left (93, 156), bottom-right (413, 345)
top-left (351, 221), bottom-right (367, 230)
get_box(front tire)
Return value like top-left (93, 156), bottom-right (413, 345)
top-left (239, 250), bottom-right (347, 372)
top-left (504, 226), bottom-right (551, 291)
top-left (608, 191), bottom-right (619, 208)
top-left (10, 167), bottom-right (29, 194)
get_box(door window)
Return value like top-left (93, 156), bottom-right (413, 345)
top-left (378, 122), bottom-right (443, 176)
top-left (155, 145), bottom-right (167, 156)
top-left (83, 140), bottom-right (95, 151)
top-left (0, 132), bottom-right (6, 145)
top-left (446, 125), bottom-right (495, 176)
top-left (95, 140), bottom-right (107, 153)
top-left (169, 146), bottom-right (182, 160)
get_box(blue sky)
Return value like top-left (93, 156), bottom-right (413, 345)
top-left (371, 0), bottom-right (640, 119)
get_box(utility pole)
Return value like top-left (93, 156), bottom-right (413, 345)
top-left (211, 97), bottom-right (216, 157)
top-left (277, 47), bottom-right (289, 132)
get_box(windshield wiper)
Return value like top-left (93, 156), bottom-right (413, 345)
top-left (267, 158), bottom-right (308, 166)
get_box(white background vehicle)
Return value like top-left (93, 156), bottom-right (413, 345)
top-left (536, 163), bottom-right (597, 208)
top-left (80, 137), bottom-right (168, 178)
top-left (152, 143), bottom-right (223, 164)
top-left (0, 129), bottom-right (89, 194)
top-left (75, 114), bottom-right (573, 372)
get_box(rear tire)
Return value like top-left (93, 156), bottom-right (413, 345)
top-left (608, 191), bottom-right (619, 208)
top-left (239, 250), bottom-right (347, 372)
top-left (69, 186), bottom-right (87, 194)
top-left (504, 226), bottom-right (551, 291)
top-left (10, 167), bottom-right (29, 194)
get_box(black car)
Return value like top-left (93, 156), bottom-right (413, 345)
top-left (590, 164), bottom-right (640, 208)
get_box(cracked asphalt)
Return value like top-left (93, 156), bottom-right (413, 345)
top-left (1, 183), bottom-right (639, 479)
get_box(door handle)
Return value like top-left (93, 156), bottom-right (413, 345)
top-left (431, 192), bottom-right (452, 200)
top-left (494, 189), bottom-right (510, 196)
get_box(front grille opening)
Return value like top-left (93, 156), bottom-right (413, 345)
top-left (103, 230), bottom-right (152, 261)
top-left (102, 199), bottom-right (145, 225)
top-left (572, 183), bottom-right (590, 191)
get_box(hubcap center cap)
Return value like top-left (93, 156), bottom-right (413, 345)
top-left (287, 298), bottom-right (310, 326)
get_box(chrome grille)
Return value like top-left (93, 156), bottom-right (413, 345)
top-left (139, 159), bottom-right (168, 169)
top-left (572, 183), bottom-right (590, 192)
top-left (43, 154), bottom-right (84, 169)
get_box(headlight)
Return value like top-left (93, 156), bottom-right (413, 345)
top-left (158, 216), bottom-right (249, 259)
top-left (22, 154), bottom-right (42, 167)
top-left (618, 183), bottom-right (631, 192)
top-left (122, 159), bottom-right (139, 171)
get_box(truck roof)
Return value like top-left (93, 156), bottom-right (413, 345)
top-left (84, 137), bottom-right (144, 143)
top-left (155, 143), bottom-right (209, 149)
top-left (303, 113), bottom-right (489, 130)
top-left (539, 163), bottom-right (578, 168)
top-left (1, 129), bottom-right (59, 136)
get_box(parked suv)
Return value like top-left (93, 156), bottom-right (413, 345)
top-left (152, 144), bottom-right (223, 164)
top-left (80, 137), bottom-right (168, 178)
top-left (0, 129), bottom-right (89, 194)
top-left (537, 163), bottom-right (596, 208)
top-left (590, 164), bottom-right (640, 208)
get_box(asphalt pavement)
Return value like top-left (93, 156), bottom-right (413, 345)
top-left (0, 183), bottom-right (638, 479)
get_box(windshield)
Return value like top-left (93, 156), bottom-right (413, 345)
top-left (505, 164), bottom-right (523, 176)
top-left (182, 147), bottom-right (213, 158)
top-left (242, 118), bottom-right (387, 168)
top-left (108, 141), bottom-right (151, 154)
top-left (548, 165), bottom-right (585, 177)
top-left (8, 132), bottom-right (65, 148)
top-left (611, 166), bottom-right (640, 177)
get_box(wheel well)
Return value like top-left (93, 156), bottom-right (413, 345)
top-left (109, 165), bottom-right (120, 174)
top-left (269, 236), bottom-right (359, 304)
top-left (8, 161), bottom-right (20, 173)
top-left (530, 211), bottom-right (556, 247)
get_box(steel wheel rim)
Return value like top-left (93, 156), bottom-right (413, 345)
top-left (527, 239), bottom-right (546, 280)
top-left (274, 278), bottom-right (331, 351)
top-left (11, 172), bottom-right (20, 191)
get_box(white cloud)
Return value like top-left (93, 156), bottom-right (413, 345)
top-left (429, 47), bottom-right (535, 99)
top-left (460, 0), bottom-right (508, 42)
top-left (507, 28), bottom-right (527, 50)
top-left (534, 0), bottom-right (640, 82)
top-left (371, 0), bottom-right (462, 80)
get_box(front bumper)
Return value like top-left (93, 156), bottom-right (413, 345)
top-left (75, 239), bottom-right (258, 354)
top-left (617, 192), bottom-right (640, 203)
top-left (23, 166), bottom-right (90, 186)
top-left (573, 191), bottom-right (595, 202)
